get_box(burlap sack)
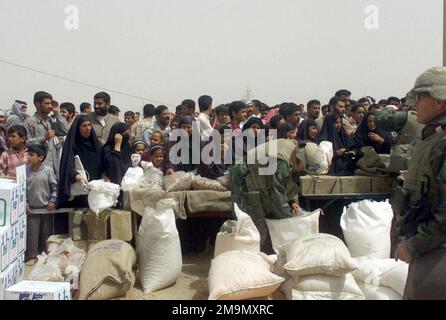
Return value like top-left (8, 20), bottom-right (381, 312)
top-left (78, 240), bottom-right (137, 300)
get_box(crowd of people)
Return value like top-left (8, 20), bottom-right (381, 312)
top-left (0, 89), bottom-right (409, 265)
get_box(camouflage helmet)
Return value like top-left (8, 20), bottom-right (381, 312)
top-left (406, 67), bottom-right (446, 105)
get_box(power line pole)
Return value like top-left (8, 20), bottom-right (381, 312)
top-left (243, 84), bottom-right (253, 102)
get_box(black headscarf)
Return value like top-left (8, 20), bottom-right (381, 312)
top-left (354, 112), bottom-right (392, 154)
top-left (297, 119), bottom-right (318, 143)
top-left (57, 115), bottom-right (102, 207)
top-left (277, 123), bottom-right (295, 140)
top-left (318, 113), bottom-right (353, 150)
top-left (242, 117), bottom-right (265, 132)
top-left (102, 123), bottom-right (132, 182)
top-left (318, 113), bottom-right (356, 176)
top-left (241, 117), bottom-right (266, 155)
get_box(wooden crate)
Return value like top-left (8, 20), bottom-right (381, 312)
top-left (300, 176), bottom-right (342, 195)
top-left (340, 176), bottom-right (372, 193)
top-left (371, 176), bottom-right (394, 193)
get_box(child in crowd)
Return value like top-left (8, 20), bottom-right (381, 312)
top-left (150, 130), bottom-right (165, 147)
top-left (0, 125), bottom-right (28, 178)
top-left (149, 145), bottom-right (174, 175)
top-left (133, 140), bottom-right (148, 156)
top-left (25, 143), bottom-right (58, 266)
top-left (141, 130), bottom-right (165, 162)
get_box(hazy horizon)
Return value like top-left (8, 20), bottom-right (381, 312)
top-left (0, 0), bottom-right (443, 118)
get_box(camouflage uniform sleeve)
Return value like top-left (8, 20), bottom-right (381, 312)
top-left (270, 160), bottom-right (295, 219)
top-left (406, 154), bottom-right (446, 258)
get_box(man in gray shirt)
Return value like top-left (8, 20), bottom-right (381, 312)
top-left (23, 91), bottom-right (69, 177)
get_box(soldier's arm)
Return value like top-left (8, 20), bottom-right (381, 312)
top-left (375, 110), bottom-right (408, 133)
top-left (406, 155), bottom-right (446, 258)
top-left (270, 160), bottom-right (295, 218)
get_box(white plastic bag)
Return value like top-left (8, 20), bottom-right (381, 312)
top-left (319, 141), bottom-right (333, 167)
top-left (87, 180), bottom-right (121, 215)
top-left (297, 142), bottom-right (329, 175)
top-left (34, 238), bottom-right (87, 290)
top-left (28, 253), bottom-right (65, 282)
top-left (137, 198), bottom-right (182, 293)
top-left (121, 167), bottom-right (144, 191)
top-left (140, 166), bottom-right (164, 191)
top-left (340, 200), bottom-right (394, 259)
top-left (214, 203), bottom-right (261, 257)
top-left (266, 209), bottom-right (321, 253)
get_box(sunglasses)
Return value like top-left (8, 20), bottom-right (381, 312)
top-left (415, 92), bottom-right (431, 102)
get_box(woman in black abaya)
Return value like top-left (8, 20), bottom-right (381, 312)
top-left (58, 115), bottom-right (103, 208)
top-left (319, 113), bottom-right (357, 176)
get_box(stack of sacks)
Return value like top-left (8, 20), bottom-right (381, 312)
top-left (277, 234), bottom-right (365, 300)
top-left (341, 200), bottom-right (408, 299)
top-left (265, 209), bottom-right (321, 254)
top-left (352, 257), bottom-right (408, 300)
top-left (209, 204), bottom-right (284, 300)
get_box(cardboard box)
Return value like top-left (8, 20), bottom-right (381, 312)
top-left (300, 176), bottom-right (342, 195)
top-left (340, 176), bottom-right (372, 193)
top-left (0, 226), bottom-right (10, 272)
top-left (18, 215), bottom-right (26, 254)
top-left (16, 254), bottom-right (24, 282)
top-left (371, 176), bottom-right (394, 193)
top-left (15, 165), bottom-right (26, 217)
top-left (6, 281), bottom-right (71, 300)
top-left (9, 223), bottom-right (18, 264)
top-left (0, 259), bottom-right (19, 300)
top-left (69, 211), bottom-right (88, 241)
top-left (85, 209), bottom-right (111, 242)
top-left (0, 180), bottom-right (20, 227)
top-left (110, 210), bottom-right (133, 242)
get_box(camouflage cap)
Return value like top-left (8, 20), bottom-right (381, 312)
top-left (406, 67), bottom-right (446, 105)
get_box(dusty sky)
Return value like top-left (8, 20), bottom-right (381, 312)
top-left (0, 0), bottom-right (443, 117)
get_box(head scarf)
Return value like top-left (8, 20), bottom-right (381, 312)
top-left (297, 119), bottom-right (318, 142)
top-left (318, 113), bottom-right (353, 151)
top-left (277, 123), bottom-right (295, 140)
top-left (10, 101), bottom-right (28, 121)
top-left (355, 112), bottom-right (392, 154)
top-left (103, 122), bottom-right (132, 176)
top-left (57, 115), bottom-right (102, 207)
top-left (178, 115), bottom-right (193, 128)
top-left (242, 117), bottom-right (265, 132)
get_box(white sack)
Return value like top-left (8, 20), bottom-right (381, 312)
top-left (88, 180), bottom-right (120, 215)
top-left (341, 200), bottom-right (394, 259)
top-left (137, 198), bottom-right (182, 293)
top-left (266, 209), bottom-right (321, 253)
top-left (282, 233), bottom-right (358, 277)
top-left (121, 167), bottom-right (144, 192)
top-left (214, 203), bottom-right (260, 257)
top-left (380, 262), bottom-right (409, 296)
top-left (357, 281), bottom-right (402, 300)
